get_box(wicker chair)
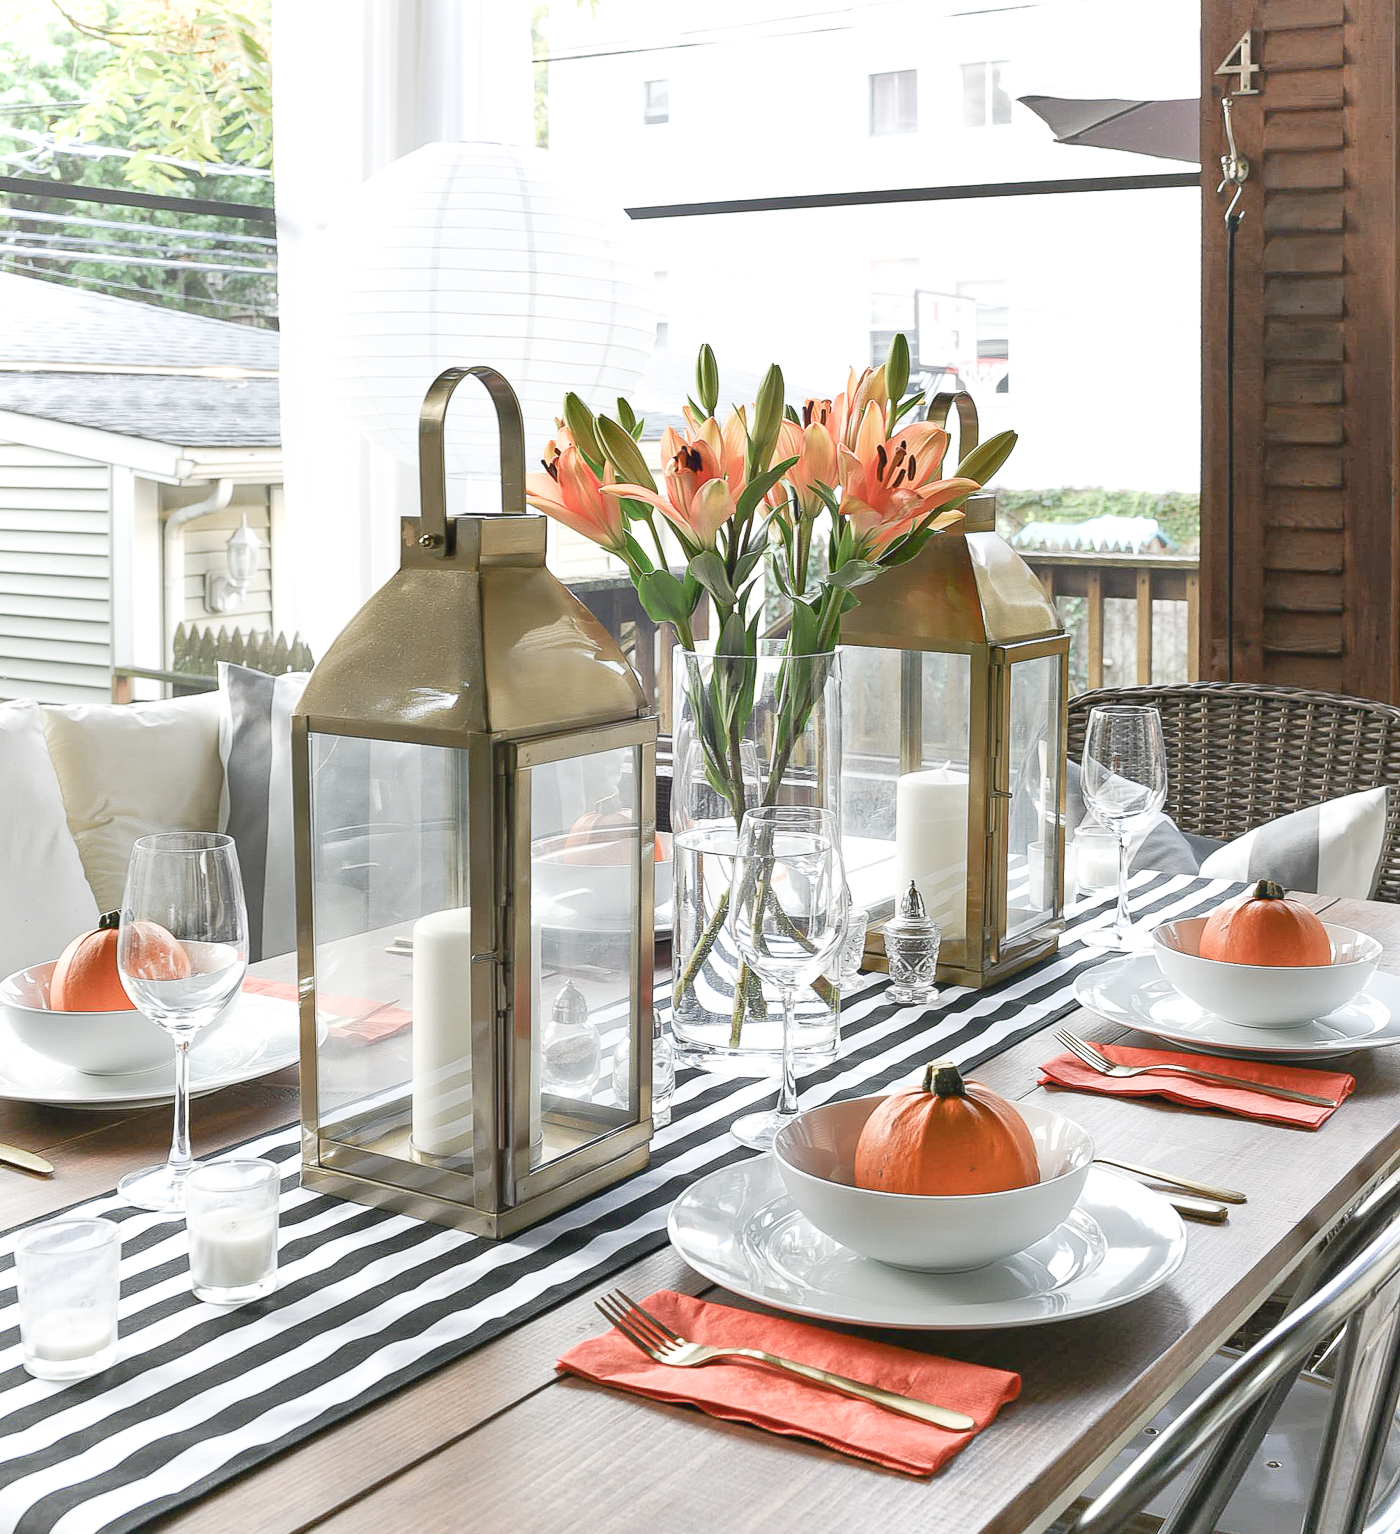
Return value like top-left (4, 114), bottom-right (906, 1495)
top-left (1066, 682), bottom-right (1400, 904)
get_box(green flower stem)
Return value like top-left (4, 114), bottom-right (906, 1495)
top-left (677, 885), bottom-right (730, 997)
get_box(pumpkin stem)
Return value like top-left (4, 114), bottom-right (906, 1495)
top-left (922, 1060), bottom-right (966, 1097)
top-left (98, 910), bottom-right (121, 931)
top-left (1253, 880), bottom-right (1287, 901)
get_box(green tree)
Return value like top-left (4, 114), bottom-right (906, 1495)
top-left (0, 0), bottom-right (275, 323)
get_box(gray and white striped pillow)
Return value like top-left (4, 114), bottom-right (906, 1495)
top-left (1199, 786), bottom-right (1389, 900)
top-left (217, 663), bottom-right (310, 962)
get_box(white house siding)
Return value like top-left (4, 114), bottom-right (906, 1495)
top-left (0, 441), bottom-right (112, 704)
top-left (166, 482), bottom-right (275, 638)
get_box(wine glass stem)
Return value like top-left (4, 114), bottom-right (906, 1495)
top-left (1115, 831), bottom-right (1132, 943)
top-left (168, 1036), bottom-right (193, 1174)
top-left (776, 986), bottom-right (799, 1121)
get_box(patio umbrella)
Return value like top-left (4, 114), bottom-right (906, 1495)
top-left (1018, 95), bottom-right (1198, 164)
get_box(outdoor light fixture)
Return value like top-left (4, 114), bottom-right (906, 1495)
top-left (840, 393), bottom-right (1071, 989)
top-left (204, 515), bottom-right (262, 614)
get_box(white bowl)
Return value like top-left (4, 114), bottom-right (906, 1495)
top-left (0, 960), bottom-right (225, 1075)
top-left (1152, 917), bottom-right (1380, 1028)
top-left (772, 1096), bottom-right (1094, 1272)
top-left (532, 831), bottom-right (673, 928)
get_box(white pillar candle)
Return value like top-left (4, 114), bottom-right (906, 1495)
top-left (189, 1210), bottom-right (278, 1292)
top-left (26, 1308), bottom-right (116, 1364)
top-left (894, 767), bottom-right (969, 941)
top-left (412, 908), bottom-right (543, 1160)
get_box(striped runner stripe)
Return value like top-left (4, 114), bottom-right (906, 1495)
top-left (0, 875), bottom-right (1240, 1534)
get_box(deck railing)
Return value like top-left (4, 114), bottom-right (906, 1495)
top-left (1019, 550), bottom-right (1200, 689)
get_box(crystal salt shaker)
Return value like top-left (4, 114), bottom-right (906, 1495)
top-left (542, 979), bottom-right (601, 1096)
top-left (612, 1008), bottom-right (675, 1128)
top-left (883, 881), bottom-right (941, 1005)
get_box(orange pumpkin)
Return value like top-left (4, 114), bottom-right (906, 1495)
top-left (561, 804), bottom-right (663, 867)
top-left (49, 912), bottom-right (192, 1012)
top-left (1199, 879), bottom-right (1332, 967)
top-left (853, 1061), bottom-right (1040, 1196)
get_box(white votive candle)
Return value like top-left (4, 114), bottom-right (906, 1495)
top-left (15, 1217), bottom-right (121, 1381)
top-left (186, 1159), bottom-right (280, 1304)
top-left (1076, 826), bottom-right (1121, 889)
top-left (894, 766), bottom-right (969, 941)
top-left (27, 1308), bottom-right (117, 1365)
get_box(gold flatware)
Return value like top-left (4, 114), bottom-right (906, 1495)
top-left (1094, 1156), bottom-right (1246, 1205)
top-left (1163, 1192), bottom-right (1229, 1224)
top-left (596, 1289), bottom-right (976, 1431)
top-left (0, 1142), bottom-right (52, 1176)
top-left (1054, 1028), bottom-right (1335, 1108)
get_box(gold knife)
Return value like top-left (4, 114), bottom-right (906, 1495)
top-left (1096, 1156), bottom-right (1246, 1205)
top-left (1168, 1192), bottom-right (1229, 1224)
top-left (0, 1143), bottom-right (52, 1176)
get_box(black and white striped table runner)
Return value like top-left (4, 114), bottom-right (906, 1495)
top-left (0, 874), bottom-right (1241, 1534)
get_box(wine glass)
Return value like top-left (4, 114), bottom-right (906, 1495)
top-left (727, 806), bottom-right (845, 1150)
top-left (1080, 706), bottom-right (1168, 951)
top-left (116, 833), bottom-right (248, 1211)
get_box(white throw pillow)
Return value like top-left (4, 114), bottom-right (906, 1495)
top-left (217, 664), bottom-right (310, 962)
top-left (42, 691), bottom-right (224, 911)
top-left (0, 700), bottom-right (100, 976)
top-left (1199, 786), bottom-right (1389, 899)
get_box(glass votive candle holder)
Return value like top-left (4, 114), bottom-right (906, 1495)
top-left (15, 1218), bottom-right (120, 1381)
top-left (186, 1159), bottom-right (280, 1304)
top-left (1075, 823), bottom-right (1121, 890)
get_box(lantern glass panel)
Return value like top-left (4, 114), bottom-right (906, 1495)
top-left (841, 645), bottom-right (972, 942)
top-left (530, 741), bottom-right (642, 1155)
top-left (1004, 653), bottom-right (1064, 943)
top-left (306, 730), bottom-right (471, 1165)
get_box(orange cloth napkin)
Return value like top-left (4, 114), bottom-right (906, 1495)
top-left (557, 1289), bottom-right (1019, 1476)
top-left (240, 977), bottom-right (411, 1045)
top-left (1039, 1042), bottom-right (1354, 1128)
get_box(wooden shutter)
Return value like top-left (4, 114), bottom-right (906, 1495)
top-left (1201, 0), bottom-right (1400, 701)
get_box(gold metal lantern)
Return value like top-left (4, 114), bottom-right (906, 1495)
top-left (293, 366), bottom-right (658, 1236)
top-left (840, 394), bottom-right (1070, 989)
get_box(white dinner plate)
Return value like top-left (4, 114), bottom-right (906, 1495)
top-left (667, 1159), bottom-right (1186, 1330)
top-left (0, 991), bottom-right (300, 1110)
top-left (1075, 954), bottom-right (1400, 1060)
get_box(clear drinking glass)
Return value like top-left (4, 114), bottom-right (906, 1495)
top-left (727, 806), bottom-right (845, 1150)
top-left (117, 832), bottom-right (249, 1211)
top-left (15, 1218), bottom-right (121, 1381)
top-left (1080, 706), bottom-right (1168, 951)
top-left (186, 1159), bottom-right (280, 1303)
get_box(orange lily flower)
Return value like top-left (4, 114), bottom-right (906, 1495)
top-left (838, 420), bottom-right (976, 556)
top-left (525, 442), bottom-right (626, 553)
top-left (768, 417), bottom-right (839, 516)
top-left (602, 422), bottom-right (740, 549)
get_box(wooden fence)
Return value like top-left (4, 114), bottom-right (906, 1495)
top-left (172, 624), bottom-right (315, 680)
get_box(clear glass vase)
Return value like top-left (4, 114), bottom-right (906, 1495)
top-left (670, 645), bottom-right (842, 1074)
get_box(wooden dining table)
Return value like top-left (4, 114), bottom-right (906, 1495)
top-left (5, 891), bottom-right (1399, 1534)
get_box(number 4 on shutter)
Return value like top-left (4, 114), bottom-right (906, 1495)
top-left (1215, 30), bottom-right (1260, 95)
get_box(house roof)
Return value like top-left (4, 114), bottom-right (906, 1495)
top-left (0, 274), bottom-right (279, 447)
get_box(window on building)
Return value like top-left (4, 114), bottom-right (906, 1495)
top-left (870, 258), bottom-right (919, 365)
top-left (643, 79), bottom-right (669, 125)
top-left (869, 70), bottom-right (917, 136)
top-left (962, 61), bottom-right (1012, 128)
top-left (957, 279), bottom-right (1010, 394)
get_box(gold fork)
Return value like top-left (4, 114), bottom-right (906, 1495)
top-left (595, 1289), bottom-right (975, 1431)
top-left (1055, 1027), bottom-right (1334, 1108)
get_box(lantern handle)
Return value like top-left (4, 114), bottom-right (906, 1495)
top-left (925, 391), bottom-right (979, 461)
top-left (416, 366), bottom-right (528, 557)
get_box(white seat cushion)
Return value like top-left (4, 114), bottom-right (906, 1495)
top-left (0, 700), bottom-right (100, 976)
top-left (42, 692), bottom-right (224, 912)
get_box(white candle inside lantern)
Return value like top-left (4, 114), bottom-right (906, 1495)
top-left (412, 908), bottom-right (542, 1160)
top-left (894, 766), bottom-right (969, 941)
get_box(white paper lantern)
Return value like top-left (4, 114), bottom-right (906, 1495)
top-left (331, 141), bottom-right (656, 477)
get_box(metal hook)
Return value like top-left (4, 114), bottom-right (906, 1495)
top-left (1217, 95), bottom-right (1249, 226)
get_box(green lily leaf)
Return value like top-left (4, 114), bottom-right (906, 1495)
top-left (621, 530), bottom-right (654, 573)
top-left (635, 569), bottom-right (694, 630)
top-left (690, 550), bottom-right (738, 609)
top-left (827, 559), bottom-right (882, 590)
top-left (734, 456), bottom-right (798, 523)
